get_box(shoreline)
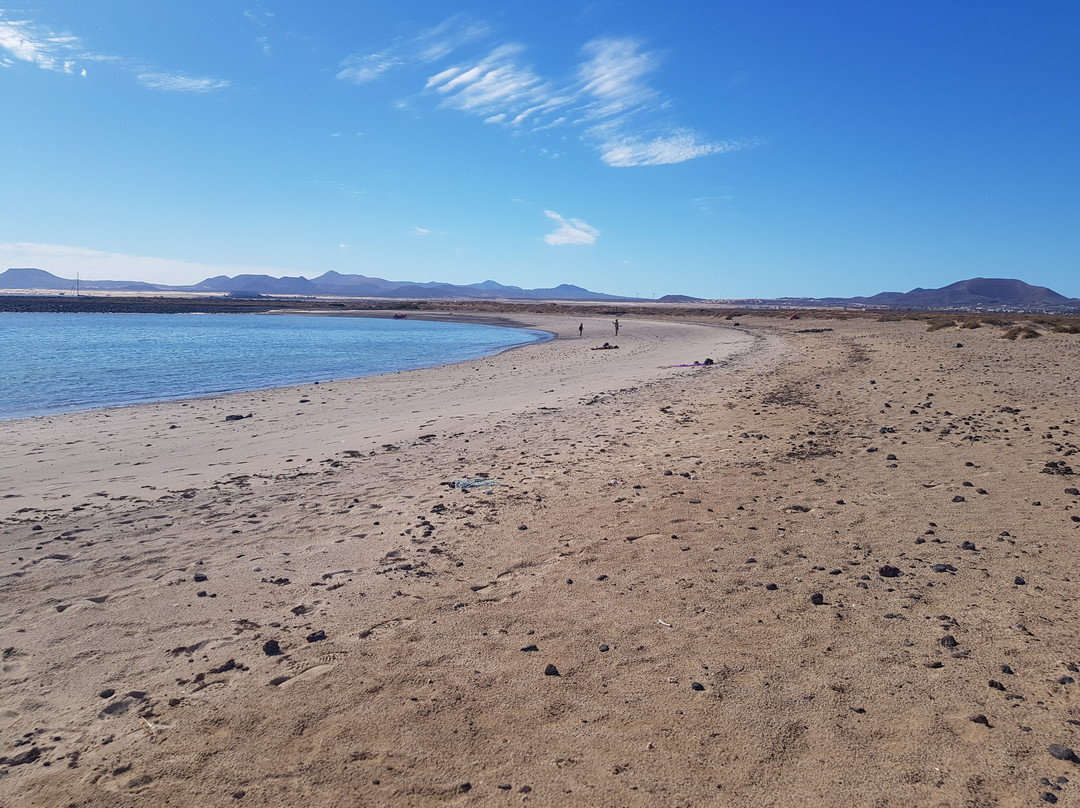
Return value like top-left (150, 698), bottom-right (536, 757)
top-left (0, 313), bottom-right (755, 518)
top-left (0, 310), bottom-right (557, 424)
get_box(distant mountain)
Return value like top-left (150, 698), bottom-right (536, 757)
top-left (0, 267), bottom-right (641, 301)
top-left (847, 278), bottom-right (1076, 309)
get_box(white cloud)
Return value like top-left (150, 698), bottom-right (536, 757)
top-left (137, 72), bottom-right (230, 93)
top-left (0, 10), bottom-right (229, 92)
top-left (0, 242), bottom-right (296, 287)
top-left (413, 227), bottom-right (431, 236)
top-left (543, 211), bottom-right (598, 246)
top-left (0, 16), bottom-right (77, 72)
top-left (425, 44), bottom-right (553, 118)
top-left (341, 18), bottom-right (749, 168)
top-left (575, 38), bottom-right (659, 120)
top-left (338, 16), bottom-right (488, 84)
top-left (597, 129), bottom-right (749, 167)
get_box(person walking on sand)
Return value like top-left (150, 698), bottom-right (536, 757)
top-left (613, 318), bottom-right (620, 337)
top-left (579, 322), bottom-right (584, 338)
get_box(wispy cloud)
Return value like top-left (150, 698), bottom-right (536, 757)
top-left (0, 15), bottom-right (82, 72)
top-left (597, 129), bottom-right (749, 167)
top-left (0, 9), bottom-right (229, 92)
top-left (137, 72), bottom-right (230, 93)
top-left (543, 211), bottom-right (599, 246)
top-left (338, 16), bottom-right (489, 84)
top-left (338, 18), bottom-right (750, 167)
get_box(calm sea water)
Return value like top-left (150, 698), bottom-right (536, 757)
top-left (0, 312), bottom-right (551, 420)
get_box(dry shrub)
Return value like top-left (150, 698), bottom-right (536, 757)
top-left (957, 318), bottom-right (982, 329)
top-left (1002, 326), bottom-right (1041, 340)
top-left (926, 319), bottom-right (956, 332)
top-left (1052, 324), bottom-right (1080, 334)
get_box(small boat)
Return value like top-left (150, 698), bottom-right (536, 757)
top-left (393, 313), bottom-right (408, 319)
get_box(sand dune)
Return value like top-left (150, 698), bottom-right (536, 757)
top-left (2, 311), bottom-right (1080, 806)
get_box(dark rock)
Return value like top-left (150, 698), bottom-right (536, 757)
top-left (518, 525), bottom-right (528, 531)
top-left (520, 644), bottom-right (539, 652)
top-left (961, 541), bottom-right (976, 551)
top-left (0, 746), bottom-right (40, 766)
top-left (305, 630), bottom-right (326, 643)
top-left (970, 714), bottom-right (992, 727)
top-left (931, 563), bottom-right (957, 573)
top-left (940, 635), bottom-right (958, 648)
top-left (989, 680), bottom-right (1006, 691)
top-left (1049, 744), bottom-right (1079, 762)
top-left (765, 583), bottom-right (778, 591)
top-left (262, 640), bottom-right (283, 656)
top-left (599, 644), bottom-right (609, 652)
top-left (193, 573), bottom-right (208, 583)
top-left (460, 783), bottom-right (471, 793)
top-left (809, 592), bottom-right (825, 606)
top-left (925, 661), bottom-right (944, 669)
top-left (99, 688), bottom-right (115, 699)
top-left (691, 682), bottom-right (705, 691)
top-left (1015, 577), bottom-right (1027, 586)
top-left (233, 790), bottom-right (246, 800)
top-left (886, 454), bottom-right (897, 461)
top-left (225, 414), bottom-right (246, 422)
top-left (879, 565), bottom-right (901, 578)
top-left (1001, 664), bottom-right (1015, 675)
top-left (1066, 488), bottom-right (1080, 496)
top-left (1060, 676), bottom-right (1076, 685)
top-left (544, 663), bottom-right (560, 676)
top-left (1043, 793), bottom-right (1058, 804)
top-left (952, 495), bottom-right (966, 502)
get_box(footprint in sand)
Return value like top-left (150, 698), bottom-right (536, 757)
top-left (54, 595), bottom-right (109, 613)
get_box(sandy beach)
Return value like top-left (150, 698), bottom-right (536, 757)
top-left (3, 310), bottom-right (1080, 806)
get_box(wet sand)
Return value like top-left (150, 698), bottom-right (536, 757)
top-left (2, 311), bottom-right (1080, 806)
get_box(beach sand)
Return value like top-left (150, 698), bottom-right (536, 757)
top-left (2, 311), bottom-right (1079, 806)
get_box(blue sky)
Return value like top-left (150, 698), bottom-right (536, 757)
top-left (1, 1), bottom-right (1077, 299)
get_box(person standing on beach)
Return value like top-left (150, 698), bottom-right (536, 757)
top-left (579, 322), bottom-right (584, 337)
top-left (613, 318), bottom-right (620, 336)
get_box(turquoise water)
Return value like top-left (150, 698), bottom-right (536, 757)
top-left (0, 313), bottom-right (550, 420)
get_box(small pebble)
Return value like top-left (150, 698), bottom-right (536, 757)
top-left (1015, 577), bottom-right (1027, 586)
top-left (262, 640), bottom-right (283, 656)
top-left (305, 630), bottom-right (326, 643)
top-left (810, 593), bottom-right (825, 606)
top-left (599, 644), bottom-right (609, 652)
top-left (99, 688), bottom-right (115, 699)
top-left (879, 565), bottom-right (901, 578)
top-left (691, 682), bottom-right (705, 691)
top-left (544, 664), bottom-right (560, 676)
top-left (520, 644), bottom-right (539, 653)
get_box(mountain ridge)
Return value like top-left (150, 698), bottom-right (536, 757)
top-left (1, 269), bottom-right (1077, 311)
top-left (0, 268), bottom-right (641, 302)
